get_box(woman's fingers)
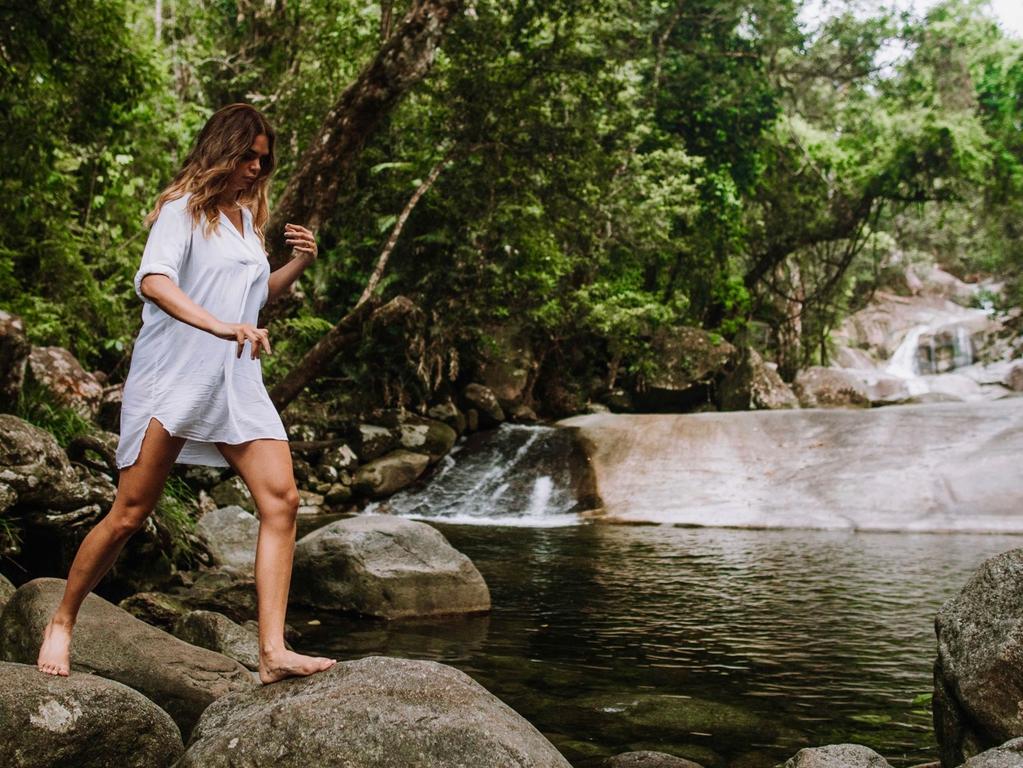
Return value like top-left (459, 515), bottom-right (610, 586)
top-left (234, 325), bottom-right (271, 359)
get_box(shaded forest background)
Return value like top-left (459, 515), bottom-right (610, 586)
top-left (2, 0), bottom-right (1021, 421)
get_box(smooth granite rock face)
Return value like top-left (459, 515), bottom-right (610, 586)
top-left (176, 655), bottom-right (572, 768)
top-left (291, 514), bottom-right (490, 619)
top-left (0, 578), bottom-right (255, 739)
top-left (0, 660), bottom-right (183, 767)
top-left (782, 744), bottom-right (892, 768)
top-left (934, 549), bottom-right (1023, 767)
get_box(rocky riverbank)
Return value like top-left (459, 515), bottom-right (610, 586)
top-left (3, 542), bottom-right (1023, 767)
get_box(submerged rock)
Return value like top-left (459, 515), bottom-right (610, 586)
top-left (605, 751), bottom-right (705, 767)
top-left (783, 744), bottom-right (892, 767)
top-left (934, 549), bottom-right (1023, 766)
top-left (175, 655), bottom-right (571, 768)
top-left (0, 660), bottom-right (183, 767)
top-left (291, 514), bottom-right (490, 619)
top-left (0, 577), bottom-right (254, 738)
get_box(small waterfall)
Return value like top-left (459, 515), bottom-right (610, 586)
top-left (884, 320), bottom-right (977, 395)
top-left (363, 423), bottom-right (596, 527)
top-left (884, 325), bottom-right (930, 395)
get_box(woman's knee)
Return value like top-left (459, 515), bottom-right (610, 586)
top-left (258, 486), bottom-right (300, 529)
top-left (104, 503), bottom-right (151, 538)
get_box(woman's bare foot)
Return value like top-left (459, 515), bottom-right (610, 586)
top-left (37, 617), bottom-right (74, 676)
top-left (258, 649), bottom-right (337, 685)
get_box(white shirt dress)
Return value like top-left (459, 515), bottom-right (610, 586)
top-left (115, 191), bottom-right (289, 469)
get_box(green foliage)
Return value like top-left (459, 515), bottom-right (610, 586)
top-left (152, 474), bottom-right (202, 569)
top-left (3, 0), bottom-right (1023, 414)
top-left (13, 377), bottom-right (100, 450)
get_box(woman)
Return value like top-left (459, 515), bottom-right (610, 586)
top-left (36, 103), bottom-right (337, 684)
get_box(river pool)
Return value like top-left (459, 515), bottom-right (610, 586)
top-left (291, 519), bottom-right (1017, 767)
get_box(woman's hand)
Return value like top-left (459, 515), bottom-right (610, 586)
top-left (209, 321), bottom-right (272, 359)
top-left (285, 223), bottom-right (317, 260)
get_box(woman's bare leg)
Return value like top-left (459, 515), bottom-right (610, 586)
top-left (37, 417), bottom-right (185, 675)
top-left (215, 437), bottom-right (336, 684)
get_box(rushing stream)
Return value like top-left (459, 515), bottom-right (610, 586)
top-left (292, 414), bottom-right (1023, 767)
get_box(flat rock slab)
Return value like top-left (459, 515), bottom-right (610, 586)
top-left (0, 578), bottom-right (255, 739)
top-left (0, 660), bottom-right (183, 767)
top-left (558, 399), bottom-right (1023, 531)
top-left (176, 655), bottom-right (571, 768)
top-left (291, 514), bottom-right (490, 619)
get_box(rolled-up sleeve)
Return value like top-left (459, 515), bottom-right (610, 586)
top-left (134, 200), bottom-right (192, 304)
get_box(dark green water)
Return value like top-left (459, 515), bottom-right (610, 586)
top-left (291, 519), bottom-right (1017, 767)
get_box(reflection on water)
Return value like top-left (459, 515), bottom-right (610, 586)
top-left (292, 522), bottom-right (1018, 767)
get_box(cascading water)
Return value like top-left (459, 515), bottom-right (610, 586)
top-left (884, 319), bottom-right (978, 395)
top-left (363, 423), bottom-right (596, 527)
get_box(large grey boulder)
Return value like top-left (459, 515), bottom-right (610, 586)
top-left (395, 413), bottom-right (458, 460)
top-left (961, 737), bottom-right (1023, 767)
top-left (0, 414), bottom-right (114, 511)
top-left (0, 660), bottom-right (183, 767)
top-left (463, 382), bottom-right (506, 426)
top-left (0, 578), bottom-right (255, 738)
top-left (793, 367), bottom-right (871, 408)
top-left (291, 515), bottom-right (490, 619)
top-left (783, 744), bottom-right (892, 767)
top-left (633, 326), bottom-right (737, 411)
top-left (172, 610), bottom-right (261, 671)
top-left (195, 506), bottom-right (259, 573)
top-left (352, 449), bottom-right (430, 498)
top-left (175, 655), bottom-right (571, 768)
top-left (718, 347), bottom-right (799, 411)
top-left (934, 549), bottom-right (1023, 766)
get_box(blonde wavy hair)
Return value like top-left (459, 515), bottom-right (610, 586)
top-left (144, 103), bottom-right (277, 250)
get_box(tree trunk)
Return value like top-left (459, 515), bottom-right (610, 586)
top-left (265, 0), bottom-right (464, 274)
top-left (269, 296), bottom-right (420, 411)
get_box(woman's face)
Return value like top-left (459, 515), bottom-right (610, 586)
top-left (228, 133), bottom-right (270, 192)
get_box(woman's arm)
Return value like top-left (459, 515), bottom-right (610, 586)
top-left (264, 223), bottom-right (318, 307)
